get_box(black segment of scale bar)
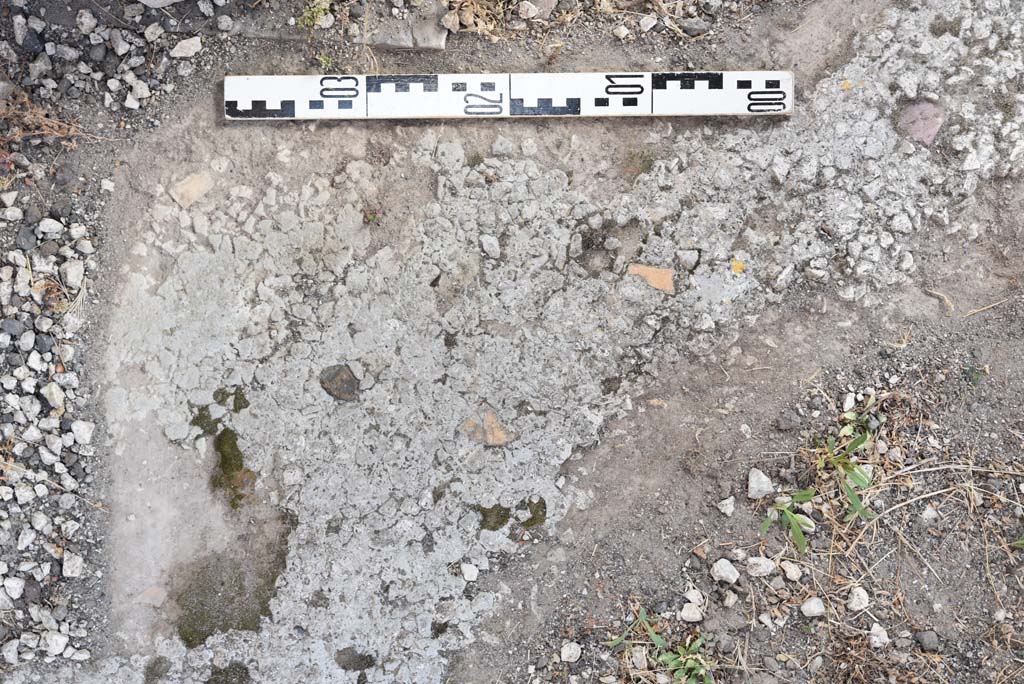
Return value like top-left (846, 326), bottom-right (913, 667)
top-left (652, 72), bottom-right (725, 90)
top-left (366, 75), bottom-right (439, 93)
top-left (225, 100), bottom-right (296, 118)
top-left (510, 98), bottom-right (581, 116)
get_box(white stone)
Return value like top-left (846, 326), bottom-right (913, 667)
top-left (747, 468), bottom-right (774, 499)
top-left (62, 552), bottom-right (84, 578)
top-left (38, 218), bottom-right (64, 235)
top-left (560, 641), bottom-right (582, 663)
top-left (800, 596), bottom-right (825, 617)
top-left (518, 1), bottom-right (539, 19)
top-left (1, 639), bottom-right (18, 664)
top-left (716, 496), bottom-right (735, 517)
top-left (144, 22), bottom-right (165, 42)
top-left (170, 36), bottom-right (202, 58)
top-left (40, 630), bottom-right (68, 656)
top-left (480, 235), bottom-right (501, 259)
top-left (847, 586), bottom-right (870, 612)
top-left (780, 560), bottom-right (802, 582)
top-left (59, 260), bottom-right (85, 290)
top-left (869, 622), bottom-right (890, 648)
top-left (3, 576), bottom-right (24, 600)
top-left (679, 603), bottom-right (703, 622)
top-left (76, 9), bottom-right (98, 35)
top-left (71, 420), bottom-right (95, 444)
top-left (460, 563), bottom-right (478, 582)
top-left (612, 25), bottom-right (630, 40)
top-left (40, 382), bottom-right (66, 410)
top-left (746, 556), bottom-right (776, 577)
top-left (710, 558), bottom-right (739, 584)
top-left (639, 15), bottom-right (658, 32)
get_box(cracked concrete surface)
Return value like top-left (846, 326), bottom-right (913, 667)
top-left (6, 0), bottom-right (1022, 681)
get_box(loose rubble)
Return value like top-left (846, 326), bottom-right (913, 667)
top-left (0, 199), bottom-right (97, 663)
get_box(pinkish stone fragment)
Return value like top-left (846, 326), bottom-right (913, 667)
top-left (898, 101), bottom-right (945, 146)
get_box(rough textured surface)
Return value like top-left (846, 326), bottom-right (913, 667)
top-left (0, 0), bottom-right (1022, 681)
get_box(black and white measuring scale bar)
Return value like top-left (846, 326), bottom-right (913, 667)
top-left (224, 71), bottom-right (793, 121)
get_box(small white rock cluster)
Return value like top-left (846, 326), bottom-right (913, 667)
top-left (3, 4), bottom-right (213, 113)
top-left (0, 191), bottom-right (96, 664)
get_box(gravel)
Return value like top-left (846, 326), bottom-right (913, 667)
top-left (746, 557), bottom-right (776, 577)
top-left (710, 558), bottom-right (740, 584)
top-left (846, 586), bottom-right (870, 612)
top-left (560, 641), bottom-right (582, 663)
top-left (747, 468), bottom-right (774, 499)
top-left (800, 597), bottom-right (826, 618)
top-left (914, 630), bottom-right (940, 652)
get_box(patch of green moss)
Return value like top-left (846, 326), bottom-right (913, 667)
top-left (206, 661), bottom-right (252, 684)
top-left (191, 405), bottom-right (220, 436)
top-left (174, 513), bottom-right (296, 649)
top-left (144, 656), bottom-right (172, 684)
top-left (211, 428), bottom-right (253, 509)
top-left (474, 503), bottom-right (511, 531)
top-left (521, 497), bottom-right (547, 528)
top-left (213, 386), bottom-right (250, 413)
top-left (232, 388), bottom-right (250, 412)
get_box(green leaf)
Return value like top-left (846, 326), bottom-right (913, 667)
top-left (782, 509), bottom-right (808, 553)
top-left (603, 616), bottom-right (639, 646)
top-left (826, 436), bottom-right (836, 455)
top-left (841, 481), bottom-right (875, 521)
top-left (838, 424), bottom-right (855, 437)
top-left (603, 632), bottom-right (627, 647)
top-left (864, 394), bottom-right (876, 410)
top-left (839, 432), bottom-right (869, 458)
top-left (760, 516), bottom-right (773, 535)
top-left (792, 488), bottom-right (816, 503)
top-left (1011, 538), bottom-right (1024, 549)
top-left (641, 616), bottom-right (668, 649)
top-left (841, 411), bottom-right (859, 421)
top-left (658, 652), bottom-right (679, 665)
top-left (791, 513), bottom-right (815, 532)
top-left (848, 464), bottom-right (872, 489)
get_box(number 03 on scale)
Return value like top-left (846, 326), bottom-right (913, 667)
top-left (224, 71), bottom-right (793, 121)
